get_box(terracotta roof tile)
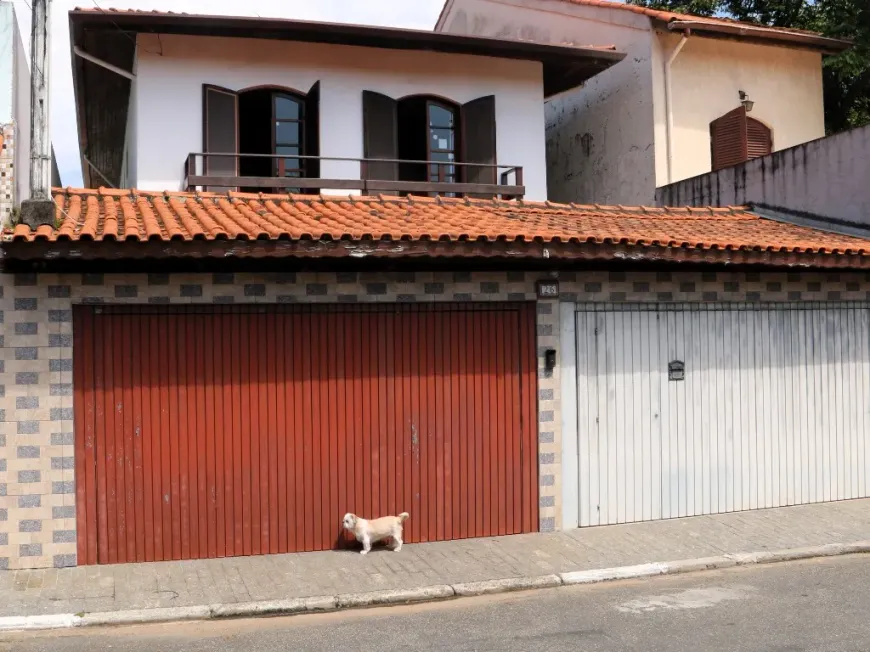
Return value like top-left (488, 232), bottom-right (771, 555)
top-left (5, 188), bottom-right (869, 259)
top-left (557, 0), bottom-right (827, 39)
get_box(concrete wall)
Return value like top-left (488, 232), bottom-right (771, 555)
top-left (0, 2), bottom-right (13, 123)
top-left (12, 2), bottom-right (29, 209)
top-left (439, 0), bottom-right (658, 205)
top-left (131, 33), bottom-right (549, 200)
top-left (656, 124), bottom-right (870, 226)
top-left (656, 32), bottom-right (825, 185)
top-left (1, 268), bottom-right (868, 569)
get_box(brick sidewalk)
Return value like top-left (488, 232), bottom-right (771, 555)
top-left (2, 500), bottom-right (869, 618)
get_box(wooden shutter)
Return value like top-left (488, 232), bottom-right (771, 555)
top-left (747, 117), bottom-right (772, 160)
top-left (362, 91), bottom-right (399, 181)
top-left (202, 85), bottom-right (239, 190)
top-left (710, 107), bottom-right (748, 172)
top-left (461, 95), bottom-right (497, 187)
top-left (304, 82), bottom-right (321, 190)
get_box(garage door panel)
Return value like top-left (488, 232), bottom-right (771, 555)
top-left (75, 304), bottom-right (538, 565)
top-left (574, 304), bottom-right (870, 527)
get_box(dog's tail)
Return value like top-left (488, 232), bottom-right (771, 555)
top-left (399, 512), bottom-right (410, 522)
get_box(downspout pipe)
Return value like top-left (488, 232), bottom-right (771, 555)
top-left (664, 32), bottom-right (689, 185)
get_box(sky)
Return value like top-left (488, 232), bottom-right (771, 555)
top-left (8, 0), bottom-right (445, 187)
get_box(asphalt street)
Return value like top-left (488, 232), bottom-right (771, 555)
top-left (3, 554), bottom-right (870, 651)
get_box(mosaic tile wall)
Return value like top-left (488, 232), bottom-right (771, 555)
top-left (0, 268), bottom-right (866, 569)
top-left (0, 123), bottom-right (14, 227)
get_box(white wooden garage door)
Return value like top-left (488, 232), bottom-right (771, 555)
top-left (561, 303), bottom-right (870, 528)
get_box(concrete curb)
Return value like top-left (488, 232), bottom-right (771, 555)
top-left (2, 540), bottom-right (868, 632)
top-left (453, 574), bottom-right (562, 597)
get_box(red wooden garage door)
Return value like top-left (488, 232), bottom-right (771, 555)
top-left (73, 303), bottom-right (539, 565)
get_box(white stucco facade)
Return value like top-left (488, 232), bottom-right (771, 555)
top-left (128, 33), bottom-right (549, 200)
top-left (438, 0), bottom-right (830, 205)
top-left (653, 32), bottom-right (825, 185)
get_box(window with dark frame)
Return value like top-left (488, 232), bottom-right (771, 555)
top-left (362, 90), bottom-right (497, 196)
top-left (273, 93), bottom-right (305, 188)
top-left (202, 83), bottom-right (320, 194)
top-left (427, 101), bottom-right (457, 185)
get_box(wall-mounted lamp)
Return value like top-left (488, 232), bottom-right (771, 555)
top-left (739, 90), bottom-right (754, 113)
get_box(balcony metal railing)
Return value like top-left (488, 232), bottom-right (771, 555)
top-left (183, 153), bottom-right (525, 199)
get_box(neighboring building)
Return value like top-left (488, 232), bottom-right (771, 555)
top-left (0, 0), bottom-right (29, 225)
top-left (0, 1), bottom-right (61, 226)
top-left (657, 122), bottom-right (870, 230)
top-left (1, 8), bottom-right (869, 573)
top-left (435, 0), bottom-right (851, 205)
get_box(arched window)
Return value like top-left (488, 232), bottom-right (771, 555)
top-left (426, 100), bottom-right (457, 184)
top-left (710, 107), bottom-right (772, 172)
top-left (362, 91), bottom-right (497, 194)
top-left (202, 83), bottom-right (320, 192)
top-left (272, 93), bottom-right (306, 181)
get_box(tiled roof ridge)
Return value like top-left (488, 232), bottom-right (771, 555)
top-left (3, 187), bottom-right (866, 260)
top-left (559, 0), bottom-right (828, 38)
top-left (48, 186), bottom-right (750, 218)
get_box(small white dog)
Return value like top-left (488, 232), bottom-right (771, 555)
top-left (342, 512), bottom-right (410, 554)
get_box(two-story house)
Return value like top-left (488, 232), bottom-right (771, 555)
top-left (1, 7), bottom-right (869, 573)
top-left (436, 0), bottom-right (851, 205)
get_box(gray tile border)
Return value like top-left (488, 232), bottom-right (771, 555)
top-left (15, 396), bottom-right (39, 410)
top-left (51, 457), bottom-right (74, 470)
top-left (18, 495), bottom-right (41, 508)
top-left (51, 408), bottom-right (74, 421)
top-left (17, 445), bottom-right (40, 459)
top-left (17, 421), bottom-right (39, 434)
top-left (180, 284), bottom-right (203, 298)
top-left (14, 322), bottom-right (38, 335)
top-left (52, 530), bottom-right (76, 544)
top-left (14, 298), bottom-right (38, 311)
top-left (53, 481), bottom-right (75, 494)
top-left (49, 334), bottom-right (73, 347)
top-left (53, 554), bottom-right (76, 568)
top-left (15, 372), bottom-right (39, 385)
top-left (51, 432), bottom-right (74, 446)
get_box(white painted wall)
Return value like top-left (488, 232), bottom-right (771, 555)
top-left (132, 33), bottom-right (548, 200)
top-left (12, 3), bottom-right (29, 202)
top-left (0, 2), bottom-right (13, 123)
top-left (439, 0), bottom-right (657, 205)
top-left (121, 55), bottom-right (138, 189)
top-left (656, 32), bottom-right (825, 185)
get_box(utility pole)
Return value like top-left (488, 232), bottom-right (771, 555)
top-left (19, 0), bottom-right (55, 229)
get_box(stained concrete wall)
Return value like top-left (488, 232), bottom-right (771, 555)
top-left (656, 123), bottom-right (870, 226)
top-left (438, 0), bottom-right (658, 206)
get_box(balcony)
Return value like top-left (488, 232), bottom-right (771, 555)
top-left (184, 153), bottom-right (525, 199)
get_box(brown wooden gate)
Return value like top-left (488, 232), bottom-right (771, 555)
top-left (73, 303), bottom-right (539, 565)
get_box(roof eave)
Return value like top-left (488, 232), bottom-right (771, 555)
top-left (665, 19), bottom-right (852, 54)
top-left (67, 9), bottom-right (626, 97)
top-left (4, 238), bottom-right (869, 270)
